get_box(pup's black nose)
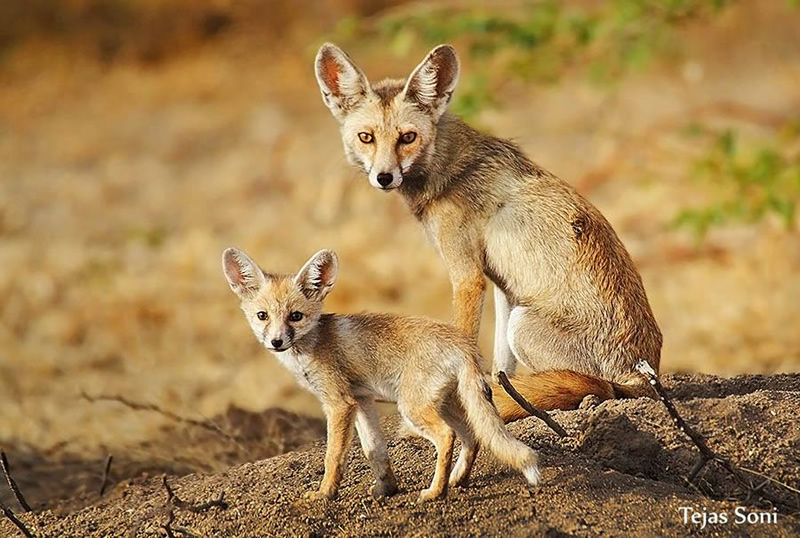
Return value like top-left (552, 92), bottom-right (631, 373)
top-left (271, 338), bottom-right (284, 348)
top-left (376, 173), bottom-right (393, 187)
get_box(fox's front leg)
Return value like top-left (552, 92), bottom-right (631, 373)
top-left (433, 220), bottom-right (486, 341)
top-left (451, 268), bottom-right (486, 340)
top-left (306, 402), bottom-right (356, 500)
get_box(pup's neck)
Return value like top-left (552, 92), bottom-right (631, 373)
top-left (277, 313), bottom-right (334, 357)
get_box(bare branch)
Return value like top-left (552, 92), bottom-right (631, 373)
top-left (635, 360), bottom-right (799, 511)
top-left (99, 455), bottom-right (113, 497)
top-left (81, 392), bottom-right (217, 433)
top-left (81, 392), bottom-right (250, 456)
top-left (1, 451), bottom-right (32, 513)
top-left (0, 499), bottom-right (35, 538)
top-left (497, 372), bottom-right (569, 438)
top-left (162, 476), bottom-right (228, 513)
top-left (162, 509), bottom-right (177, 538)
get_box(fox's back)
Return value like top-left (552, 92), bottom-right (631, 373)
top-left (318, 312), bottom-right (477, 394)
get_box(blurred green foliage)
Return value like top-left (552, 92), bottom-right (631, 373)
top-left (344, 0), bottom-right (733, 118)
top-left (674, 126), bottom-right (800, 238)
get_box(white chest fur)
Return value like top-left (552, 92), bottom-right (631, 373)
top-left (271, 349), bottom-right (318, 394)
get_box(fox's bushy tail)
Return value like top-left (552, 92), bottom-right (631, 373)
top-left (457, 357), bottom-right (540, 486)
top-left (492, 370), bottom-right (655, 423)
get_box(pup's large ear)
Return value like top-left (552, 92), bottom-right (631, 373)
top-left (315, 43), bottom-right (370, 122)
top-left (402, 45), bottom-right (460, 121)
top-left (295, 249), bottom-right (338, 301)
top-left (222, 248), bottom-right (267, 299)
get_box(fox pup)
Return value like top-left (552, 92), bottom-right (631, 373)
top-left (222, 247), bottom-right (540, 502)
top-left (315, 43), bottom-right (663, 411)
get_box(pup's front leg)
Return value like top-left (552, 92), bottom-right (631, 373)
top-left (355, 400), bottom-right (398, 499)
top-left (305, 402), bottom-right (356, 500)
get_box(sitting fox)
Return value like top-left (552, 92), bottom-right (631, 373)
top-left (222, 247), bottom-right (540, 502)
top-left (314, 43), bottom-right (663, 411)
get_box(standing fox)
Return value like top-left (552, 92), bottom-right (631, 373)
top-left (314, 43), bottom-right (663, 414)
top-left (222, 247), bottom-right (540, 502)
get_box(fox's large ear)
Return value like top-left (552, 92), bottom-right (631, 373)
top-left (222, 248), bottom-right (267, 299)
top-left (295, 249), bottom-right (338, 301)
top-left (315, 43), bottom-right (370, 122)
top-left (402, 45), bottom-right (460, 121)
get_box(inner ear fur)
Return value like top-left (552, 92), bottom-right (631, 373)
top-left (295, 249), bottom-right (339, 300)
top-left (222, 248), bottom-right (267, 298)
top-left (315, 43), bottom-right (370, 121)
top-left (403, 44), bottom-right (460, 119)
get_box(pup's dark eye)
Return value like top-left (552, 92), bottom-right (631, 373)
top-left (358, 132), bottom-right (374, 144)
top-left (256, 311), bottom-right (268, 321)
top-left (399, 132), bottom-right (417, 144)
top-left (289, 311), bottom-right (304, 322)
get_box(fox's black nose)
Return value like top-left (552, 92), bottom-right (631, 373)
top-left (376, 173), bottom-right (393, 187)
top-left (271, 338), bottom-right (284, 349)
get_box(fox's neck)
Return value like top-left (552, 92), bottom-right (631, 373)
top-left (286, 313), bottom-right (335, 356)
top-left (398, 113), bottom-right (487, 218)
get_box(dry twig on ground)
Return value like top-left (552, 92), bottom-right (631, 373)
top-left (635, 360), bottom-right (799, 511)
top-left (99, 455), bottom-right (113, 497)
top-left (80, 391), bottom-right (250, 456)
top-left (158, 476), bottom-right (226, 538)
top-left (162, 476), bottom-right (228, 513)
top-left (1, 451), bottom-right (32, 513)
top-left (497, 372), bottom-right (569, 438)
top-left (0, 499), bottom-right (35, 538)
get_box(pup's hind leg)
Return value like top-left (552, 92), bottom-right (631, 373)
top-left (401, 404), bottom-right (455, 503)
top-left (441, 401), bottom-right (478, 488)
top-left (355, 400), bottom-right (398, 499)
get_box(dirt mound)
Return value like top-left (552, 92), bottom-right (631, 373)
top-left (0, 407), bottom-right (325, 516)
top-left (2, 374), bottom-right (799, 537)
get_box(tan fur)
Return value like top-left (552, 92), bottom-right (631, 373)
top-left (315, 43), bottom-right (663, 407)
top-left (492, 371), bottom-right (615, 422)
top-left (222, 248), bottom-right (540, 502)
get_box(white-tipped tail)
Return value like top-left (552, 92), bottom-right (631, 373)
top-left (457, 357), bottom-right (540, 485)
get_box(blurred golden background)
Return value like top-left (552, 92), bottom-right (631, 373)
top-left (1, 0), bottom-right (798, 456)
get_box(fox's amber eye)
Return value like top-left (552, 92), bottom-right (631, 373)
top-left (399, 132), bottom-right (417, 144)
top-left (256, 311), bottom-right (268, 321)
top-left (289, 311), bottom-right (304, 322)
top-left (358, 132), bottom-right (374, 144)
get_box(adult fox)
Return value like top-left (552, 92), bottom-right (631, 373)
top-left (314, 43), bottom-right (662, 417)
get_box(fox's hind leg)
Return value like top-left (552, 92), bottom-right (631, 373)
top-left (492, 286), bottom-right (517, 381)
top-left (400, 404), bottom-right (455, 503)
top-left (441, 401), bottom-right (478, 488)
top-left (355, 399), bottom-right (398, 499)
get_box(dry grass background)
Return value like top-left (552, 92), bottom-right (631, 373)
top-left (0, 0), bottom-right (798, 457)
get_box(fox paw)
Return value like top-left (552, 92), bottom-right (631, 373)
top-left (303, 490), bottom-right (334, 501)
top-left (370, 479), bottom-right (398, 499)
top-left (448, 475), bottom-right (470, 488)
top-left (579, 394), bottom-right (601, 410)
top-left (416, 487), bottom-right (446, 504)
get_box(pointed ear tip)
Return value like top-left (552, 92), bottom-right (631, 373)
top-left (313, 248), bottom-right (337, 261)
top-left (433, 44), bottom-right (458, 56)
top-left (317, 42), bottom-right (341, 57)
